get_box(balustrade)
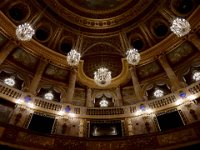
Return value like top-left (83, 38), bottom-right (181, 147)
top-left (0, 81), bottom-right (200, 117)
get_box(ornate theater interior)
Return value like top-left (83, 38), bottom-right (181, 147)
top-left (1, 0), bottom-right (200, 149)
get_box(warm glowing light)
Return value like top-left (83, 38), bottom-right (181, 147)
top-left (27, 102), bottom-right (34, 109)
top-left (135, 110), bottom-right (142, 116)
top-left (16, 23), bottom-right (35, 41)
top-left (67, 49), bottom-right (81, 66)
top-left (94, 67), bottom-right (112, 87)
top-left (188, 95), bottom-right (196, 101)
top-left (68, 112), bottom-right (76, 117)
top-left (170, 18), bottom-right (191, 37)
top-left (58, 110), bottom-right (65, 116)
top-left (146, 108), bottom-right (153, 114)
top-left (175, 99), bottom-right (182, 106)
top-left (16, 99), bottom-right (23, 104)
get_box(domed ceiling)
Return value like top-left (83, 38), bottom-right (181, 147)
top-left (0, 0), bottom-right (200, 91)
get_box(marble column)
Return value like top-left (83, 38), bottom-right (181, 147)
top-left (0, 41), bottom-right (17, 65)
top-left (129, 66), bottom-right (143, 100)
top-left (86, 87), bottom-right (93, 107)
top-left (29, 59), bottom-right (48, 94)
top-left (188, 34), bottom-right (200, 52)
top-left (158, 55), bottom-right (181, 91)
top-left (64, 68), bottom-right (77, 104)
top-left (115, 86), bottom-right (123, 106)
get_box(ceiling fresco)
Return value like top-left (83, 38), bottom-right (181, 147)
top-left (9, 48), bottom-right (38, 72)
top-left (167, 42), bottom-right (197, 65)
top-left (44, 64), bottom-right (69, 81)
top-left (137, 61), bottom-right (164, 80)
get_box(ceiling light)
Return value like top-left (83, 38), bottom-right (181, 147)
top-left (16, 23), bottom-right (35, 41)
top-left (192, 71), bottom-right (200, 81)
top-left (4, 76), bottom-right (15, 87)
top-left (170, 18), bottom-right (191, 37)
top-left (44, 91), bottom-right (54, 100)
top-left (154, 88), bottom-right (164, 98)
top-left (126, 48), bottom-right (140, 65)
top-left (67, 49), bottom-right (81, 66)
top-left (94, 67), bottom-right (112, 87)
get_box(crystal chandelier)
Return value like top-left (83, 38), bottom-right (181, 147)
top-left (154, 88), bottom-right (164, 98)
top-left (99, 99), bottom-right (108, 107)
top-left (44, 91), bottom-right (54, 100)
top-left (16, 23), bottom-right (35, 41)
top-left (192, 71), bottom-right (200, 81)
top-left (67, 49), bottom-right (81, 66)
top-left (126, 48), bottom-right (140, 65)
top-left (4, 76), bottom-right (15, 87)
top-left (170, 18), bottom-right (191, 37)
top-left (94, 67), bottom-right (112, 87)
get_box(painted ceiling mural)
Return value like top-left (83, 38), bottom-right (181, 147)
top-left (10, 48), bottom-right (38, 71)
top-left (44, 64), bottom-right (69, 81)
top-left (137, 61), bottom-right (163, 80)
top-left (167, 42), bottom-right (196, 65)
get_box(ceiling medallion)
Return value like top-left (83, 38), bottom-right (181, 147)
top-left (44, 91), bottom-right (54, 100)
top-left (170, 18), bottom-right (191, 37)
top-left (154, 88), bottom-right (164, 98)
top-left (16, 23), bottom-right (35, 41)
top-left (4, 76), bottom-right (15, 87)
top-left (126, 48), bottom-right (140, 65)
top-left (67, 49), bottom-right (81, 66)
top-left (94, 67), bottom-right (112, 87)
top-left (192, 71), bottom-right (200, 81)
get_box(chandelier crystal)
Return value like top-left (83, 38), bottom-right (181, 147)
top-left (67, 49), bottom-right (81, 66)
top-left (99, 99), bottom-right (108, 107)
top-left (126, 48), bottom-right (140, 65)
top-left (170, 18), bottom-right (191, 37)
top-left (16, 23), bottom-right (35, 41)
top-left (154, 89), bottom-right (164, 98)
top-left (44, 91), bottom-right (54, 100)
top-left (192, 71), bottom-right (200, 81)
top-left (4, 77), bottom-right (15, 87)
top-left (94, 67), bottom-right (112, 87)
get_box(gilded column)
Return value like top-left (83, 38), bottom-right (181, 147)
top-left (86, 87), bottom-right (93, 107)
top-left (115, 86), bottom-right (123, 106)
top-left (0, 41), bottom-right (17, 65)
top-left (158, 55), bottom-right (181, 91)
top-left (64, 68), bottom-right (77, 104)
top-left (29, 59), bottom-right (48, 94)
top-left (188, 34), bottom-right (200, 52)
top-left (129, 66), bottom-right (143, 100)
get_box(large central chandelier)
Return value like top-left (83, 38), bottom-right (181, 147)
top-left (126, 48), bottom-right (140, 65)
top-left (94, 67), bottom-right (112, 87)
top-left (16, 23), bottom-right (35, 41)
top-left (67, 49), bottom-right (81, 66)
top-left (170, 18), bottom-right (191, 37)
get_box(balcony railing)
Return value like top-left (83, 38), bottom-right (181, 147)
top-left (0, 81), bottom-right (200, 118)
